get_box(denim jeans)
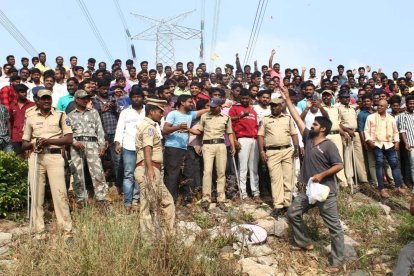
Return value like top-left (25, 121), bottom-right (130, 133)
top-left (122, 148), bottom-right (139, 206)
top-left (373, 146), bottom-right (402, 190)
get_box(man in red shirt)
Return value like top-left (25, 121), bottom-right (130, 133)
top-left (229, 88), bottom-right (261, 202)
top-left (190, 82), bottom-right (209, 106)
top-left (0, 75), bottom-right (21, 111)
top-left (10, 84), bottom-right (35, 156)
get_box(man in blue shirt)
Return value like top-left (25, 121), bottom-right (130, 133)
top-left (162, 94), bottom-right (207, 205)
top-left (57, 77), bottom-right (78, 111)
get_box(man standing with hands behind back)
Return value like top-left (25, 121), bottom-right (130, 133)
top-left (281, 87), bottom-right (345, 274)
top-left (198, 97), bottom-right (236, 212)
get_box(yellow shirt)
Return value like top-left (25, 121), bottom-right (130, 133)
top-left (22, 108), bottom-right (72, 149)
top-left (135, 117), bottom-right (163, 164)
top-left (338, 104), bottom-right (358, 130)
top-left (322, 104), bottom-right (340, 131)
top-left (199, 112), bottom-right (233, 140)
top-left (258, 113), bottom-right (297, 147)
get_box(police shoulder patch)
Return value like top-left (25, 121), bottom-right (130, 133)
top-left (65, 118), bottom-right (71, 126)
top-left (148, 127), bottom-right (154, 136)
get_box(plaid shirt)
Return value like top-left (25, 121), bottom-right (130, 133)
top-left (93, 96), bottom-right (119, 138)
top-left (0, 85), bottom-right (17, 111)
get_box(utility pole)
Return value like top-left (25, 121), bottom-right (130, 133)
top-left (131, 10), bottom-right (201, 68)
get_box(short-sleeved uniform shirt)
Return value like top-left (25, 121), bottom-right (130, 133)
top-left (198, 112), bottom-right (233, 140)
top-left (164, 110), bottom-right (197, 150)
top-left (300, 128), bottom-right (343, 194)
top-left (135, 117), bottom-right (163, 164)
top-left (22, 108), bottom-right (72, 149)
top-left (258, 113), bottom-right (297, 147)
top-left (321, 104), bottom-right (340, 132)
top-left (338, 104), bottom-right (358, 130)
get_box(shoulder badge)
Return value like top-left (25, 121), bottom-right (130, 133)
top-left (65, 118), bottom-right (71, 126)
top-left (148, 128), bottom-right (154, 136)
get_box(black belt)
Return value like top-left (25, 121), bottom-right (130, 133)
top-left (203, 139), bottom-right (225, 144)
top-left (39, 148), bottom-right (62, 154)
top-left (330, 130), bottom-right (340, 134)
top-left (266, 145), bottom-right (291, 150)
top-left (76, 136), bottom-right (98, 142)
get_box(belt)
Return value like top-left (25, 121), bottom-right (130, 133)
top-left (76, 136), bottom-right (98, 142)
top-left (39, 148), bottom-right (62, 154)
top-left (203, 139), bottom-right (225, 144)
top-left (136, 160), bottom-right (161, 170)
top-left (330, 130), bottom-right (340, 135)
top-left (266, 145), bottom-right (291, 151)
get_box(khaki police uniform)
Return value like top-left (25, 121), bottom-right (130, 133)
top-left (134, 116), bottom-right (175, 241)
top-left (322, 103), bottom-right (347, 186)
top-left (258, 113), bottom-right (297, 208)
top-left (68, 105), bottom-right (108, 201)
top-left (338, 104), bottom-right (368, 184)
top-left (199, 112), bottom-right (233, 203)
top-left (22, 107), bottom-right (73, 234)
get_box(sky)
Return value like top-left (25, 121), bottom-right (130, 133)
top-left (1, 0), bottom-right (413, 77)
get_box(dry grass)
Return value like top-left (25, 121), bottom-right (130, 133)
top-left (9, 202), bottom-right (237, 276)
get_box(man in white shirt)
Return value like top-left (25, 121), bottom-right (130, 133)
top-left (52, 67), bottom-right (67, 107)
top-left (114, 89), bottom-right (145, 213)
top-left (155, 63), bottom-right (166, 87)
top-left (253, 90), bottom-right (271, 123)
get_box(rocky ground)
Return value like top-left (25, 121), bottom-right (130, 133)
top-left (0, 187), bottom-right (412, 275)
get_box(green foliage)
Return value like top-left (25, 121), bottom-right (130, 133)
top-left (194, 212), bottom-right (215, 229)
top-left (0, 151), bottom-right (28, 217)
top-left (398, 212), bottom-right (414, 242)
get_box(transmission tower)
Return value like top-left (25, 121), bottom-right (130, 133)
top-left (131, 10), bottom-right (201, 67)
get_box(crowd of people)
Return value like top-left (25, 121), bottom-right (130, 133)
top-left (1, 50), bottom-right (414, 273)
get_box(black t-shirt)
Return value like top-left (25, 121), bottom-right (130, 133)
top-left (300, 128), bottom-right (343, 194)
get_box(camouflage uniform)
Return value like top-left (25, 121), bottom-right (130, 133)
top-left (68, 107), bottom-right (108, 201)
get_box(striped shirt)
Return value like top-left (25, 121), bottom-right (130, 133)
top-left (399, 111), bottom-right (414, 147)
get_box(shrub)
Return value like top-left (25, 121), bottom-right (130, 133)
top-left (0, 151), bottom-right (28, 217)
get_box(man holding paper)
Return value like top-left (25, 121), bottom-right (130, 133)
top-left (280, 87), bottom-right (345, 274)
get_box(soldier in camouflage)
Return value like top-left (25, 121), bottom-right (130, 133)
top-left (67, 90), bottom-right (108, 202)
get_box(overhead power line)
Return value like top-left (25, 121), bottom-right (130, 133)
top-left (210, 0), bottom-right (221, 69)
top-left (0, 9), bottom-right (38, 57)
top-left (243, 0), bottom-right (268, 66)
top-left (112, 0), bottom-right (136, 60)
top-left (246, 0), bottom-right (268, 65)
top-left (75, 0), bottom-right (114, 63)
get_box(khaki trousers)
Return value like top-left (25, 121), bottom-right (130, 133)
top-left (267, 147), bottom-right (293, 208)
top-left (202, 144), bottom-right (227, 202)
top-left (134, 166), bottom-right (175, 242)
top-left (29, 153), bottom-right (73, 233)
top-left (343, 134), bottom-right (368, 184)
top-left (327, 133), bottom-right (347, 186)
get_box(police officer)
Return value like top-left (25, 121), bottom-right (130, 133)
top-left (321, 90), bottom-right (348, 187)
top-left (22, 89), bottom-right (73, 238)
top-left (258, 98), bottom-right (299, 218)
top-left (67, 90), bottom-right (108, 203)
top-left (338, 90), bottom-right (368, 186)
top-left (134, 98), bottom-right (175, 241)
top-left (197, 97), bottom-right (236, 212)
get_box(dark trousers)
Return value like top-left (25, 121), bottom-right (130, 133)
top-left (287, 193), bottom-right (344, 266)
top-left (393, 240), bottom-right (414, 276)
top-left (374, 146), bottom-right (402, 190)
top-left (164, 147), bottom-right (194, 202)
top-left (187, 146), bottom-right (203, 193)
